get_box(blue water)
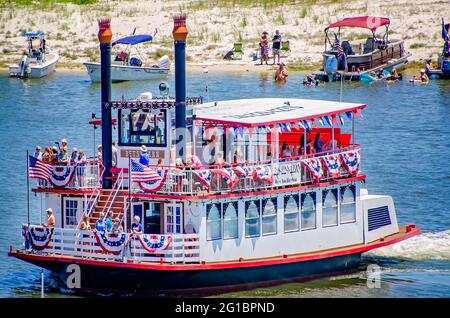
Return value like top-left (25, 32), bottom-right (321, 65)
top-left (0, 70), bottom-right (449, 297)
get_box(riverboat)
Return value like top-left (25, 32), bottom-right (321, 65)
top-left (9, 16), bottom-right (420, 294)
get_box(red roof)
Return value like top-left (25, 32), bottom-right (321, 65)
top-left (325, 16), bottom-right (390, 32)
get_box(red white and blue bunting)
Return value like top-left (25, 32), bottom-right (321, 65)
top-left (340, 149), bottom-right (361, 176)
top-left (253, 166), bottom-right (273, 184)
top-left (321, 154), bottom-right (341, 178)
top-left (232, 165), bottom-right (254, 178)
top-left (26, 225), bottom-right (54, 250)
top-left (93, 230), bottom-right (129, 255)
top-left (49, 165), bottom-right (76, 188)
top-left (301, 158), bottom-right (323, 183)
top-left (133, 234), bottom-right (172, 253)
top-left (137, 170), bottom-right (168, 193)
top-left (212, 168), bottom-right (239, 188)
top-left (193, 169), bottom-right (213, 190)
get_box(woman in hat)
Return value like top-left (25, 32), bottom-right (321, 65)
top-left (259, 31), bottom-right (270, 65)
top-left (44, 208), bottom-right (55, 227)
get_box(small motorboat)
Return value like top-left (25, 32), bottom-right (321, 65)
top-left (426, 18), bottom-right (450, 79)
top-left (84, 34), bottom-right (170, 82)
top-left (9, 33), bottom-right (59, 79)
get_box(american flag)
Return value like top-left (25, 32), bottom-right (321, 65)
top-left (334, 37), bottom-right (344, 59)
top-left (28, 155), bottom-right (52, 181)
top-left (131, 160), bottom-right (162, 183)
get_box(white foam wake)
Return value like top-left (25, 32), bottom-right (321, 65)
top-left (366, 230), bottom-right (450, 261)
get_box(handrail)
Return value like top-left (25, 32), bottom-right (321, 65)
top-left (101, 170), bottom-right (124, 220)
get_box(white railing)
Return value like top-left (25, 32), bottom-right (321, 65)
top-left (36, 164), bottom-right (101, 190)
top-left (131, 146), bottom-right (360, 196)
top-left (26, 226), bottom-right (200, 264)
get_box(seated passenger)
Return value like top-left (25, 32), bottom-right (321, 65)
top-left (313, 133), bottom-right (325, 153)
top-left (281, 142), bottom-right (292, 159)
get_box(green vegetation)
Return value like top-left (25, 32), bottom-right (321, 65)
top-left (1, 0), bottom-right (97, 5)
top-left (410, 43), bottom-right (427, 49)
top-left (187, 0), bottom-right (346, 11)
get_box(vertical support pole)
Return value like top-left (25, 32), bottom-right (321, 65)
top-left (26, 150), bottom-right (30, 226)
top-left (173, 15), bottom-right (188, 164)
top-left (303, 127), bottom-right (307, 155)
top-left (98, 18), bottom-right (113, 189)
top-left (40, 193), bottom-right (43, 225)
top-left (352, 113), bottom-right (355, 145)
top-left (332, 118), bottom-right (335, 151)
top-left (40, 268), bottom-right (44, 298)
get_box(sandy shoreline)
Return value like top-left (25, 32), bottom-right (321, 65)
top-left (0, 0), bottom-right (447, 74)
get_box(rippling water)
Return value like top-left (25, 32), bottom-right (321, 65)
top-left (0, 69), bottom-right (449, 298)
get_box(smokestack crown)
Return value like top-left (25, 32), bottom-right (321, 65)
top-left (173, 14), bottom-right (188, 41)
top-left (98, 18), bottom-right (112, 43)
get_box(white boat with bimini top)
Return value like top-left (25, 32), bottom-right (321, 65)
top-left (9, 16), bottom-right (420, 295)
top-left (84, 34), bottom-right (170, 82)
top-left (9, 33), bottom-right (59, 79)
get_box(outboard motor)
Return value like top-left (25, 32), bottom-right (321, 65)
top-left (324, 55), bottom-right (338, 82)
top-left (19, 55), bottom-right (29, 78)
top-left (157, 55), bottom-right (170, 69)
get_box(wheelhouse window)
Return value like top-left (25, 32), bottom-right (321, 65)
top-left (301, 192), bottom-right (316, 230)
top-left (223, 202), bottom-right (238, 239)
top-left (322, 189), bottom-right (338, 227)
top-left (262, 198), bottom-right (277, 235)
top-left (119, 109), bottom-right (167, 147)
top-left (206, 204), bottom-right (221, 240)
top-left (284, 194), bottom-right (299, 232)
top-left (245, 200), bottom-right (260, 237)
top-left (340, 185), bottom-right (356, 223)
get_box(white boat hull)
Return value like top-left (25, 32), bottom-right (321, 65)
top-left (9, 53), bottom-right (59, 78)
top-left (84, 62), bottom-right (170, 82)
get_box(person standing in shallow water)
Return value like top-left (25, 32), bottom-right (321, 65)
top-left (275, 62), bottom-right (288, 82)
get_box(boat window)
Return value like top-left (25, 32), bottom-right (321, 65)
top-left (262, 198), bottom-right (277, 235)
top-left (340, 185), bottom-right (356, 223)
top-left (322, 189), bottom-right (338, 227)
top-left (206, 204), bottom-right (221, 241)
top-left (301, 192), bottom-right (316, 230)
top-left (284, 194), bottom-right (299, 232)
top-left (245, 200), bottom-right (260, 237)
top-left (119, 109), bottom-right (167, 147)
top-left (223, 202), bottom-right (238, 239)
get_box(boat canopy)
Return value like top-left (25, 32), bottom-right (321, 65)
top-left (194, 98), bottom-right (365, 127)
top-left (325, 16), bottom-right (390, 32)
top-left (112, 34), bottom-right (153, 46)
top-left (22, 33), bottom-right (46, 38)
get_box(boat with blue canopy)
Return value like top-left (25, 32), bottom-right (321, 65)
top-left (9, 32), bottom-right (59, 78)
top-left (84, 33), bottom-right (170, 82)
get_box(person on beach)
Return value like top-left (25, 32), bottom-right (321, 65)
top-left (259, 31), bottom-right (269, 65)
top-left (272, 30), bottom-right (282, 65)
top-left (274, 62), bottom-right (288, 82)
top-left (44, 208), bottom-right (55, 227)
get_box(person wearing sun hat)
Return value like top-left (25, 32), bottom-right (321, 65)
top-left (139, 145), bottom-right (150, 166)
top-left (259, 31), bottom-right (270, 65)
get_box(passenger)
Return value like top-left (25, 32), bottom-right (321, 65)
top-left (131, 216), bottom-right (143, 235)
top-left (80, 214), bottom-right (91, 230)
top-left (274, 62), bottom-right (288, 82)
top-left (386, 68), bottom-right (402, 81)
top-left (104, 212), bottom-right (113, 232)
top-left (313, 133), bottom-right (325, 153)
top-left (139, 145), bottom-right (150, 166)
top-left (376, 68), bottom-right (386, 79)
top-left (111, 217), bottom-right (123, 235)
top-left (233, 148), bottom-right (246, 164)
top-left (42, 147), bottom-right (52, 162)
top-left (58, 148), bottom-right (69, 165)
top-left (97, 145), bottom-right (102, 162)
top-left (112, 141), bottom-right (118, 167)
top-left (281, 142), bottom-right (292, 159)
top-left (303, 74), bottom-right (315, 86)
top-left (292, 145), bottom-right (300, 158)
top-left (51, 146), bottom-right (59, 163)
top-left (44, 208), bottom-right (55, 227)
top-left (156, 158), bottom-right (164, 175)
top-left (60, 138), bottom-right (68, 153)
top-left (95, 212), bottom-right (106, 232)
top-left (34, 146), bottom-right (42, 160)
top-left (69, 148), bottom-right (78, 165)
top-left (259, 31), bottom-right (270, 65)
top-left (272, 30), bottom-right (282, 65)
top-left (76, 150), bottom-right (87, 187)
top-left (214, 152), bottom-right (229, 167)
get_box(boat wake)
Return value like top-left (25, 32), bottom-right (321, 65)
top-left (366, 230), bottom-right (450, 261)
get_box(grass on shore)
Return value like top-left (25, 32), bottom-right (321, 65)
top-left (1, 0), bottom-right (97, 5)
